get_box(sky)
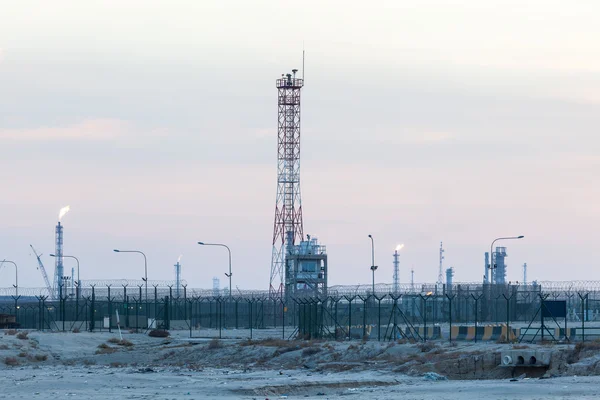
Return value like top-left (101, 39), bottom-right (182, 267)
top-left (1, 0), bottom-right (599, 291)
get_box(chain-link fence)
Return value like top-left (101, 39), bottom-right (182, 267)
top-left (2, 283), bottom-right (600, 342)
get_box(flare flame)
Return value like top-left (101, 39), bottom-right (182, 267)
top-left (396, 244), bottom-right (405, 251)
top-left (58, 205), bottom-right (71, 221)
top-left (177, 254), bottom-right (182, 263)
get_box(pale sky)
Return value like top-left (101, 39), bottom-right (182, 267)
top-left (1, 1), bottom-right (599, 291)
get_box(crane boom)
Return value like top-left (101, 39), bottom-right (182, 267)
top-left (30, 244), bottom-right (54, 299)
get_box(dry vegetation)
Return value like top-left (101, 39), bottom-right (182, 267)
top-left (34, 354), bottom-right (48, 362)
top-left (301, 347), bottom-right (322, 357)
top-left (110, 361), bottom-right (127, 368)
top-left (4, 356), bottom-right (19, 366)
top-left (0, 344), bottom-right (9, 350)
top-left (241, 338), bottom-right (289, 347)
top-left (16, 331), bottom-right (29, 340)
top-left (4, 329), bottom-right (17, 336)
top-left (95, 343), bottom-right (118, 355)
top-left (107, 338), bottom-right (134, 347)
top-left (418, 342), bottom-right (438, 352)
top-left (208, 338), bottom-right (223, 350)
top-left (148, 329), bottom-right (170, 338)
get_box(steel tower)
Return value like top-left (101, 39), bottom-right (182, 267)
top-left (393, 250), bottom-right (400, 294)
top-left (54, 222), bottom-right (64, 297)
top-left (270, 69), bottom-right (304, 297)
top-left (437, 242), bottom-right (444, 286)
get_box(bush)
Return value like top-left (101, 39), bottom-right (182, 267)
top-left (208, 338), bottom-right (222, 350)
top-left (107, 337), bottom-right (121, 344)
top-left (118, 339), bottom-right (134, 347)
top-left (241, 338), bottom-right (288, 347)
top-left (302, 347), bottom-right (322, 357)
top-left (95, 343), bottom-right (117, 355)
top-left (18, 352), bottom-right (27, 358)
top-left (148, 329), bottom-right (170, 338)
top-left (72, 328), bottom-right (80, 333)
top-left (110, 361), bottom-right (127, 368)
top-left (4, 357), bottom-right (18, 366)
top-left (273, 345), bottom-right (300, 356)
top-left (16, 331), bottom-right (29, 340)
top-left (4, 329), bottom-right (17, 336)
top-left (418, 342), bottom-right (437, 352)
top-left (34, 354), bottom-right (48, 362)
top-left (0, 344), bottom-right (8, 350)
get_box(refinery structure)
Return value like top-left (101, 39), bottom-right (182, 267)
top-left (1, 64), bottom-right (599, 340)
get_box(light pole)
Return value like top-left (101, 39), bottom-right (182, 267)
top-left (198, 242), bottom-right (232, 297)
top-left (113, 249), bottom-right (148, 301)
top-left (368, 235), bottom-right (377, 294)
top-left (1, 260), bottom-right (18, 297)
top-left (50, 254), bottom-right (80, 297)
top-left (488, 236), bottom-right (524, 283)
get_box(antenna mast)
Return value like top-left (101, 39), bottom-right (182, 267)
top-left (269, 68), bottom-right (305, 297)
top-left (437, 242), bottom-right (445, 286)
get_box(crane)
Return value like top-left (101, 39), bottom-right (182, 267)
top-left (30, 245), bottom-right (54, 299)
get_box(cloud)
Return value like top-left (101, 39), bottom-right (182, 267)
top-left (0, 119), bottom-right (130, 142)
top-left (404, 131), bottom-right (453, 144)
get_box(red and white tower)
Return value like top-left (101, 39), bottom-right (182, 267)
top-left (269, 69), bottom-right (304, 297)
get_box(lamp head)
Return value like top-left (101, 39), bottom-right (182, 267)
top-left (198, 242), bottom-right (205, 245)
top-left (518, 235), bottom-right (524, 239)
top-left (49, 254), bottom-right (56, 257)
top-left (113, 249), bottom-right (120, 252)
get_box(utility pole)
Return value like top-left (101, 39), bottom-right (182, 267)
top-left (437, 242), bottom-right (444, 286)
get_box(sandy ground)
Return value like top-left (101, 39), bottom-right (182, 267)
top-left (2, 330), bottom-right (600, 399)
top-left (4, 366), bottom-right (600, 399)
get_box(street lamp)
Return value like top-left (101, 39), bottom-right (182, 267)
top-left (368, 235), bottom-right (377, 294)
top-left (50, 254), bottom-right (80, 297)
top-left (488, 236), bottom-right (525, 283)
top-left (198, 242), bottom-right (232, 297)
top-left (113, 249), bottom-right (148, 301)
top-left (1, 260), bottom-right (18, 297)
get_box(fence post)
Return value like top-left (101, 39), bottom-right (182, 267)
top-left (378, 295), bottom-right (383, 342)
top-left (12, 296), bottom-right (20, 327)
top-left (165, 296), bottom-right (171, 331)
top-left (359, 295), bottom-right (367, 339)
top-left (107, 286), bottom-right (113, 333)
top-left (183, 285), bottom-right (188, 322)
top-left (282, 300), bottom-right (286, 340)
top-left (218, 298), bottom-right (222, 339)
top-left (579, 293), bottom-right (588, 342)
top-left (90, 286), bottom-right (96, 332)
top-left (446, 294), bottom-right (455, 343)
top-left (248, 299), bottom-right (253, 339)
top-left (472, 293), bottom-right (483, 343)
top-left (135, 297), bottom-right (140, 333)
top-left (419, 294), bottom-right (430, 342)
top-left (154, 285), bottom-right (159, 323)
top-left (502, 293), bottom-right (514, 342)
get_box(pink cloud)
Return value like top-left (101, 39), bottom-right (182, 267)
top-left (0, 119), bottom-right (130, 141)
